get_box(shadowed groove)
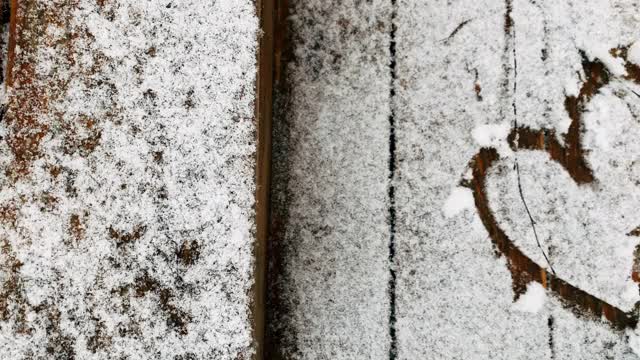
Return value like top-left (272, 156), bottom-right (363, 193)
top-left (387, 0), bottom-right (398, 359)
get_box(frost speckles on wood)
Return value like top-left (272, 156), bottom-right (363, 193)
top-left (0, 1), bottom-right (259, 359)
top-left (267, 1), bottom-right (393, 358)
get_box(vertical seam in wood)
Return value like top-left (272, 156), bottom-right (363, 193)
top-left (254, 0), bottom-right (275, 358)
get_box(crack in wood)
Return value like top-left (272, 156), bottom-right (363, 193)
top-left (387, 1), bottom-right (398, 359)
top-left (440, 19), bottom-right (472, 45)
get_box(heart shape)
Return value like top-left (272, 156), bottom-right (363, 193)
top-left (460, 45), bottom-right (640, 331)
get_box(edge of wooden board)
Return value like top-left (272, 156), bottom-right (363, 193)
top-left (254, 0), bottom-right (275, 358)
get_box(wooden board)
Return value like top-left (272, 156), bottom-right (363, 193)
top-left (267, 0), bottom-right (640, 358)
top-left (0, 1), bottom-right (270, 358)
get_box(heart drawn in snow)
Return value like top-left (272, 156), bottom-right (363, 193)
top-left (460, 45), bottom-right (640, 331)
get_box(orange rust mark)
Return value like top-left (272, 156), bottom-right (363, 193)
top-left (5, 63), bottom-right (49, 178)
top-left (474, 81), bottom-right (482, 101)
top-left (0, 205), bottom-right (17, 226)
top-left (463, 47), bottom-right (640, 331)
top-left (48, 164), bottom-right (62, 178)
top-left (61, 115), bottom-right (103, 156)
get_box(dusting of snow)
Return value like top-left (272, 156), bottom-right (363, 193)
top-left (513, 282), bottom-right (547, 313)
top-left (443, 187), bottom-right (474, 218)
top-left (392, 0), bottom-right (640, 358)
top-left (0, 1), bottom-right (259, 359)
top-left (268, 1), bottom-right (393, 358)
top-left (266, 0), bottom-right (637, 358)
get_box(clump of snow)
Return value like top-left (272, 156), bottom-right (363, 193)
top-left (443, 187), bottom-right (474, 218)
top-left (513, 282), bottom-right (547, 313)
top-left (564, 77), bottom-right (580, 97)
top-left (585, 88), bottom-right (618, 150)
top-left (472, 122), bottom-right (512, 157)
top-left (628, 42), bottom-right (640, 65)
top-left (585, 44), bottom-right (627, 77)
top-left (556, 115), bottom-right (573, 137)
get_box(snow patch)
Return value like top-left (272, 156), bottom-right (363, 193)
top-left (443, 187), bottom-right (474, 218)
top-left (513, 282), bottom-right (547, 313)
top-left (557, 115), bottom-right (573, 137)
top-left (585, 44), bottom-right (627, 77)
top-left (472, 122), bottom-right (512, 157)
top-left (564, 77), bottom-right (580, 97)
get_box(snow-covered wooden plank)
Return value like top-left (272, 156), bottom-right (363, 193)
top-left (267, 1), bottom-right (393, 358)
top-left (394, 0), bottom-right (640, 358)
top-left (392, 1), bottom-right (550, 358)
top-left (0, 1), bottom-right (268, 358)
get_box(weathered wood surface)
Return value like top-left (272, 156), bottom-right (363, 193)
top-left (0, 1), bottom-right (266, 358)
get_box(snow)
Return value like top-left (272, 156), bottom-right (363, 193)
top-left (564, 78), bottom-right (580, 98)
top-left (2, 0), bottom-right (635, 357)
top-left (513, 282), bottom-right (547, 313)
top-left (585, 44), bottom-right (627, 77)
top-left (392, 0), bottom-right (640, 358)
top-left (629, 328), bottom-right (640, 357)
top-left (0, 1), bottom-right (259, 359)
top-left (443, 187), bottom-right (474, 218)
top-left (267, 1), bottom-right (393, 358)
top-left (390, 1), bottom-right (555, 357)
top-left (472, 122), bottom-right (512, 157)
top-left (629, 42), bottom-right (640, 65)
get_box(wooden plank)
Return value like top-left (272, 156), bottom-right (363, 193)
top-left (266, 0), bottom-right (393, 358)
top-left (265, 0), bottom-right (640, 358)
top-left (0, 1), bottom-right (266, 358)
top-left (394, 0), bottom-right (640, 358)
